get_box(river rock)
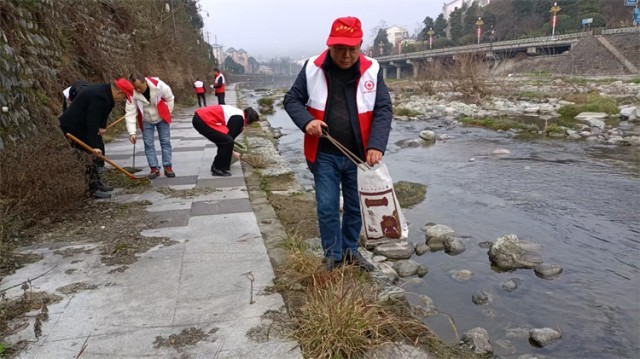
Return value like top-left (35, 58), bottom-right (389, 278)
top-left (472, 290), bottom-right (492, 305)
top-left (416, 264), bottom-right (429, 277)
top-left (443, 237), bottom-right (466, 255)
top-left (450, 269), bottom-right (474, 281)
top-left (529, 327), bottom-right (562, 347)
top-left (378, 285), bottom-right (405, 302)
top-left (412, 294), bottom-right (437, 318)
top-left (419, 130), bottom-right (436, 141)
top-left (415, 242), bottom-right (429, 256)
top-left (374, 241), bottom-right (414, 259)
top-left (395, 138), bottom-right (423, 148)
top-left (394, 181), bottom-right (427, 208)
top-left (534, 263), bottom-right (563, 279)
top-left (377, 262), bottom-right (399, 282)
top-left (501, 278), bottom-right (522, 292)
top-left (575, 112), bottom-right (607, 128)
top-left (492, 148), bottom-right (511, 155)
top-left (425, 224), bottom-right (455, 244)
top-left (619, 106), bottom-right (636, 120)
top-left (365, 341), bottom-right (433, 359)
top-left (516, 355), bottom-right (549, 359)
top-left (489, 234), bottom-right (540, 270)
top-left (393, 259), bottom-right (420, 277)
top-left (372, 255), bottom-right (387, 263)
top-left (461, 327), bottom-right (493, 354)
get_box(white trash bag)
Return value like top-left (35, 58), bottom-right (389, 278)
top-left (357, 162), bottom-right (408, 240)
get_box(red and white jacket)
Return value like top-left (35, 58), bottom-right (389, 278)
top-left (303, 52), bottom-right (378, 163)
top-left (194, 80), bottom-right (205, 94)
top-left (125, 77), bottom-right (175, 134)
top-left (195, 105), bottom-right (244, 134)
top-left (214, 73), bottom-right (225, 94)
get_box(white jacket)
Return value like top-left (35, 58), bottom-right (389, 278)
top-left (125, 77), bottom-right (175, 135)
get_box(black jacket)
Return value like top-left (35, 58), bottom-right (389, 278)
top-left (59, 84), bottom-right (114, 149)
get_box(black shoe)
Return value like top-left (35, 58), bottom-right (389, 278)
top-left (324, 257), bottom-right (343, 272)
top-left (98, 182), bottom-right (114, 192)
top-left (211, 167), bottom-right (231, 177)
top-left (92, 190), bottom-right (112, 199)
top-left (344, 251), bottom-right (375, 272)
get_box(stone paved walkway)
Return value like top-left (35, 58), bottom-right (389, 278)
top-left (2, 87), bottom-right (302, 358)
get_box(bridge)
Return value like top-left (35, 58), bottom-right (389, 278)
top-left (375, 27), bottom-right (640, 79)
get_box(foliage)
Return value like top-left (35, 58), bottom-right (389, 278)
top-left (433, 14), bottom-right (448, 38)
top-left (372, 28), bottom-right (393, 56)
top-left (460, 116), bottom-right (538, 131)
top-left (257, 97), bottom-right (275, 107)
top-left (557, 93), bottom-right (618, 119)
top-left (224, 56), bottom-right (245, 74)
top-left (394, 107), bottom-right (422, 117)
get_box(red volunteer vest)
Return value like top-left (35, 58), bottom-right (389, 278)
top-left (195, 105), bottom-right (244, 135)
top-left (194, 81), bottom-right (205, 94)
top-left (303, 51), bottom-right (378, 163)
top-left (214, 73), bottom-right (225, 94)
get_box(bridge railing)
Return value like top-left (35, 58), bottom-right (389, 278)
top-left (377, 26), bottom-right (639, 63)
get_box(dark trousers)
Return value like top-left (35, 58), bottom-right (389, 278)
top-left (216, 93), bottom-right (225, 105)
top-left (95, 135), bottom-right (105, 168)
top-left (197, 93), bottom-right (206, 107)
top-left (192, 114), bottom-right (243, 171)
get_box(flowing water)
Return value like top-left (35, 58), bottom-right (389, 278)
top-left (240, 83), bottom-right (639, 358)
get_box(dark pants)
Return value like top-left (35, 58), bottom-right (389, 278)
top-left (192, 114), bottom-right (243, 171)
top-left (197, 93), bottom-right (206, 107)
top-left (95, 135), bottom-right (105, 168)
top-left (216, 93), bottom-right (225, 105)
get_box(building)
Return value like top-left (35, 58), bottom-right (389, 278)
top-left (385, 25), bottom-right (409, 46)
top-left (442, 0), bottom-right (491, 20)
top-left (211, 42), bottom-right (224, 67)
top-left (224, 47), bottom-right (249, 73)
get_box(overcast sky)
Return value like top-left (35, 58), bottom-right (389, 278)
top-left (200, 0), bottom-right (444, 61)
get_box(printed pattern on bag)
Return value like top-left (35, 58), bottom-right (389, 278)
top-left (360, 188), bottom-right (402, 239)
top-left (358, 162), bottom-right (409, 241)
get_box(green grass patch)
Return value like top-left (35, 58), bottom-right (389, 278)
top-left (544, 124), bottom-right (565, 135)
top-left (394, 107), bottom-right (422, 117)
top-left (629, 78), bottom-right (640, 84)
top-left (557, 93), bottom-right (618, 119)
top-left (257, 97), bottom-right (275, 107)
top-left (517, 91), bottom-right (546, 99)
top-left (459, 116), bottom-right (538, 132)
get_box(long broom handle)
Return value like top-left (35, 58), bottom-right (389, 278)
top-left (106, 116), bottom-right (125, 130)
top-left (65, 133), bottom-right (137, 179)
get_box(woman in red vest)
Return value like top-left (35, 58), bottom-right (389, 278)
top-left (192, 105), bottom-right (259, 176)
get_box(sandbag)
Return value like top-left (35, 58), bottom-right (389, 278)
top-left (358, 162), bottom-right (408, 240)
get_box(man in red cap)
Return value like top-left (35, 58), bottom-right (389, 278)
top-left (60, 79), bottom-right (133, 199)
top-left (284, 16), bottom-right (393, 271)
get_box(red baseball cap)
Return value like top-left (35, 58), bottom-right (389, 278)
top-left (326, 17), bottom-right (363, 47)
top-left (114, 78), bottom-right (134, 101)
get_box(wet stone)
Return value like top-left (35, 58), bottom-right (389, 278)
top-left (534, 263), bottom-right (563, 279)
top-left (501, 278), bottom-right (522, 292)
top-left (472, 290), bottom-right (492, 305)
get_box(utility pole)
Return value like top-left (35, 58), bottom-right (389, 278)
top-left (169, 0), bottom-right (177, 40)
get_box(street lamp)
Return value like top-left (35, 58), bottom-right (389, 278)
top-left (427, 27), bottom-right (435, 49)
top-left (489, 26), bottom-right (495, 50)
top-left (550, 2), bottom-right (561, 38)
top-left (475, 17), bottom-right (484, 45)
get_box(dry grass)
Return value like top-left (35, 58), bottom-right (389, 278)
top-left (0, 133), bottom-right (87, 246)
top-left (241, 154), bottom-right (269, 169)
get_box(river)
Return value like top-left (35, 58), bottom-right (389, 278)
top-left (239, 81), bottom-right (639, 359)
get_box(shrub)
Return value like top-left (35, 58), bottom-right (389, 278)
top-left (0, 132), bottom-right (87, 245)
top-left (557, 93), bottom-right (618, 119)
top-left (459, 116), bottom-right (538, 131)
top-left (257, 97), bottom-right (275, 107)
top-left (394, 107), bottom-right (422, 117)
